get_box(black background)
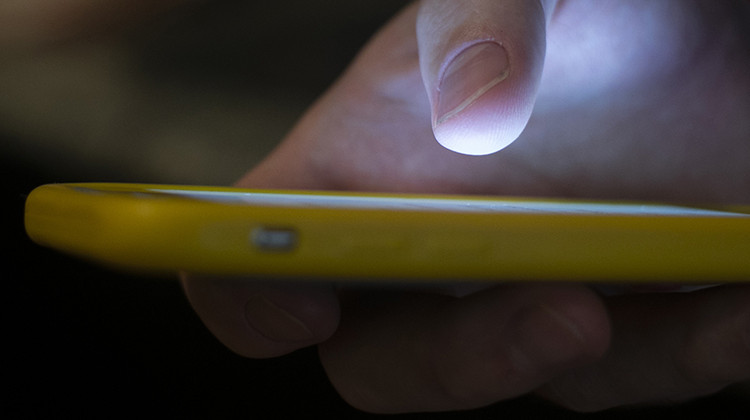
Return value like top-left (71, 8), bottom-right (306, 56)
top-left (4, 1), bottom-right (748, 418)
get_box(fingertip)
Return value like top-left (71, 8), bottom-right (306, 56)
top-left (432, 94), bottom-right (532, 156)
top-left (181, 275), bottom-right (340, 358)
top-left (540, 287), bottom-right (750, 411)
top-left (432, 285), bottom-right (611, 409)
top-left (537, 286), bottom-right (612, 362)
top-left (431, 41), bottom-right (533, 156)
top-left (318, 284), bottom-right (610, 413)
top-left (417, 0), bottom-right (549, 156)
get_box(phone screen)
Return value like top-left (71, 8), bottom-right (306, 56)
top-left (148, 188), bottom-right (748, 217)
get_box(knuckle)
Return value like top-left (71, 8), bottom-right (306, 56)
top-left (674, 313), bottom-right (750, 388)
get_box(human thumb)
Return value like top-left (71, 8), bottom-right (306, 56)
top-left (416, 0), bottom-right (553, 155)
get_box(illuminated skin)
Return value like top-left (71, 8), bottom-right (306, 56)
top-left (185, 1), bottom-right (750, 413)
top-left (418, 1), bottom-right (543, 155)
top-left (10, 0), bottom-right (749, 414)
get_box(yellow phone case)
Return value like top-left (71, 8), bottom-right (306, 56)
top-left (24, 183), bottom-right (750, 282)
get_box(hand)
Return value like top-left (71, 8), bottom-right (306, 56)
top-left (182, 0), bottom-right (750, 413)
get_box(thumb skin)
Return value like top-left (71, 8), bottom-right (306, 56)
top-left (416, 0), bottom-right (552, 155)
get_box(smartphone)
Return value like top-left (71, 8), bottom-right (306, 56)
top-left (23, 183), bottom-right (750, 282)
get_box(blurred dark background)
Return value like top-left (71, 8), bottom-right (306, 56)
top-left (4, 1), bottom-right (747, 418)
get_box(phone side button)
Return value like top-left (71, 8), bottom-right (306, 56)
top-left (250, 226), bottom-right (298, 252)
